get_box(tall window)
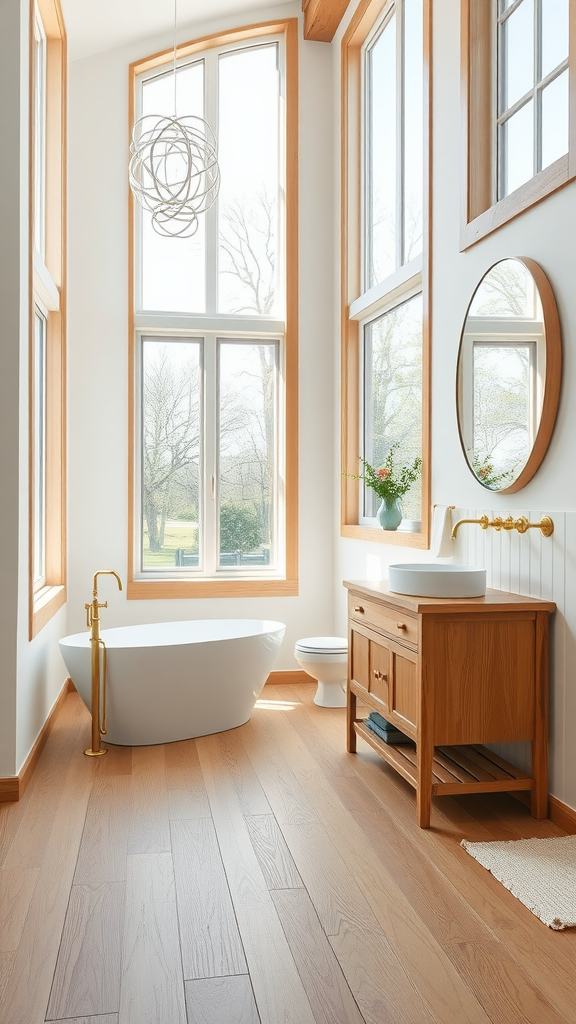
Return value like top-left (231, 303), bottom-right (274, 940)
top-left (129, 22), bottom-right (298, 597)
top-left (29, 0), bottom-right (66, 637)
top-left (342, 0), bottom-right (430, 546)
top-left (462, 0), bottom-right (575, 247)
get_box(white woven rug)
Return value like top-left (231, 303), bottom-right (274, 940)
top-left (461, 835), bottom-right (576, 930)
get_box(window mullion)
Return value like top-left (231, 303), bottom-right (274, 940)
top-left (203, 334), bottom-right (218, 574)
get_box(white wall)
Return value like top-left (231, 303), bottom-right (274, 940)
top-left (66, 4), bottom-right (337, 668)
top-left (333, 0), bottom-right (576, 811)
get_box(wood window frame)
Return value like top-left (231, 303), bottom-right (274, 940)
top-left (29, 0), bottom-right (67, 638)
top-left (341, 0), bottom-right (431, 549)
top-left (461, 0), bottom-right (576, 250)
top-left (127, 20), bottom-right (298, 600)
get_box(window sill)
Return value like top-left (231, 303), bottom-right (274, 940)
top-left (341, 524), bottom-right (429, 548)
top-left (461, 155), bottom-right (573, 250)
top-left (30, 584), bottom-right (66, 639)
top-left (127, 578), bottom-right (299, 599)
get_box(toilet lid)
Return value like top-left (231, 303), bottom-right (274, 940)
top-left (295, 636), bottom-right (348, 655)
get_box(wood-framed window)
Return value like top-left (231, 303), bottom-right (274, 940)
top-left (128, 20), bottom-right (298, 599)
top-left (341, 0), bottom-right (431, 548)
top-left (461, 0), bottom-right (576, 249)
top-left (29, 0), bottom-right (66, 638)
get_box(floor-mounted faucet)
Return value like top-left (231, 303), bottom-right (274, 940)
top-left (84, 570), bottom-right (123, 757)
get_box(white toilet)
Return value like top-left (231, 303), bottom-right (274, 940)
top-left (294, 636), bottom-right (348, 708)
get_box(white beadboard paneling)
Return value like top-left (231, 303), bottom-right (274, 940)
top-left (451, 505), bottom-right (572, 806)
top-left (563, 513), bottom-right (576, 809)
top-left (549, 513), bottom-right (566, 797)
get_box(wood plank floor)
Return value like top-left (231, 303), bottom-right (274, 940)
top-left (1, 684), bottom-right (575, 1024)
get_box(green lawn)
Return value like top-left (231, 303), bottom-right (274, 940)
top-left (143, 523), bottom-right (198, 567)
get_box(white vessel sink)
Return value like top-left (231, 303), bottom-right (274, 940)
top-left (388, 563), bottom-right (486, 598)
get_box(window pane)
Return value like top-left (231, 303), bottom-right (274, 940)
top-left (218, 45), bottom-right (280, 316)
top-left (218, 342), bottom-right (277, 568)
top-left (368, 14), bottom-right (397, 286)
top-left (502, 99), bottom-right (534, 196)
top-left (403, 0), bottom-right (423, 262)
top-left (141, 340), bottom-right (202, 571)
top-left (473, 344), bottom-right (534, 489)
top-left (363, 295), bottom-right (422, 520)
top-left (501, 0), bottom-right (534, 112)
top-left (541, 0), bottom-right (569, 80)
top-left (140, 63), bottom-right (206, 313)
top-left (34, 13), bottom-right (46, 257)
top-left (34, 312), bottom-right (47, 583)
top-left (541, 70), bottom-right (569, 169)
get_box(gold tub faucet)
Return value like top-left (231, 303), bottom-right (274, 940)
top-left (84, 570), bottom-right (123, 757)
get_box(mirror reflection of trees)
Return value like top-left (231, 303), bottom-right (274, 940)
top-left (460, 258), bottom-right (544, 491)
top-left (472, 344), bottom-right (532, 488)
top-left (364, 294), bottom-right (422, 520)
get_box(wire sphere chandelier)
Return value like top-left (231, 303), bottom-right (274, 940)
top-left (129, 0), bottom-right (220, 238)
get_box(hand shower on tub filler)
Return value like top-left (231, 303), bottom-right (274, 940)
top-left (83, 570), bottom-right (123, 757)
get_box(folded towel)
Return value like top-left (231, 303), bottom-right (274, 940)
top-left (432, 505), bottom-right (454, 558)
top-left (365, 718), bottom-right (412, 745)
top-left (368, 711), bottom-right (397, 732)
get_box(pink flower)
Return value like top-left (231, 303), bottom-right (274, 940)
top-left (377, 467), bottom-right (391, 479)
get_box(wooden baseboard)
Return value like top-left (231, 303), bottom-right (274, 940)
top-left (511, 789), bottom-right (576, 832)
top-left (0, 678), bottom-right (73, 803)
top-left (264, 670), bottom-right (311, 686)
top-left (548, 794), bottom-right (576, 833)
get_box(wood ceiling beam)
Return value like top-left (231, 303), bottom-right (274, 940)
top-left (302, 0), bottom-right (349, 42)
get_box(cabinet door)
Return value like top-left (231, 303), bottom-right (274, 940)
top-left (368, 639), bottom-right (390, 709)
top-left (390, 644), bottom-right (418, 729)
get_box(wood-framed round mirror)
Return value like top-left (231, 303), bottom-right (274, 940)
top-left (456, 257), bottom-right (561, 494)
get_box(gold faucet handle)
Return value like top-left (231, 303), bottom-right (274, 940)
top-left (85, 603), bottom-right (93, 628)
top-left (98, 601), bottom-right (108, 610)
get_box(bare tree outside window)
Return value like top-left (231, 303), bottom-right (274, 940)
top-left (142, 341), bottom-right (201, 566)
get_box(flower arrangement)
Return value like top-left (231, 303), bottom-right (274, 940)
top-left (348, 443), bottom-right (422, 503)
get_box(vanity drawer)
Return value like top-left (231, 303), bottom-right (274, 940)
top-left (349, 595), bottom-right (418, 648)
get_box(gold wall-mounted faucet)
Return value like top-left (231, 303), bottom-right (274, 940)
top-left (84, 570), bottom-right (123, 757)
top-left (451, 515), bottom-right (554, 539)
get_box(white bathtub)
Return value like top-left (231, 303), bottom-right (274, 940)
top-left (59, 618), bottom-right (285, 745)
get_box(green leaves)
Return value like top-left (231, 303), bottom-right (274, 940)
top-left (347, 442), bottom-right (422, 502)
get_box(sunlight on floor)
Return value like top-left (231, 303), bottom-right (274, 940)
top-left (254, 698), bottom-right (301, 711)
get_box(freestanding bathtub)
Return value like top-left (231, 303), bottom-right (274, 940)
top-left (59, 619), bottom-right (286, 745)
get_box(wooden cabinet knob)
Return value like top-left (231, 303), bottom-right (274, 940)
top-left (372, 670), bottom-right (387, 680)
top-left (354, 606), bottom-right (364, 613)
top-left (397, 622), bottom-right (407, 630)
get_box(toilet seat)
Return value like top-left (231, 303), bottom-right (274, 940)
top-left (294, 636), bottom-right (348, 655)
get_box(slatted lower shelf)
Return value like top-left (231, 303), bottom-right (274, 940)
top-left (354, 721), bottom-right (535, 797)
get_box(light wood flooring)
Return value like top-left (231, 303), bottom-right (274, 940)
top-left (1, 682), bottom-right (575, 1024)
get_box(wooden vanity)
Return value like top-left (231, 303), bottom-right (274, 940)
top-left (344, 580), bottom-right (556, 827)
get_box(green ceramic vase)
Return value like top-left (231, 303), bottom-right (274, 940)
top-left (376, 497), bottom-right (403, 530)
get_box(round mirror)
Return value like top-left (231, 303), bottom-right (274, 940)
top-left (456, 257), bottom-right (561, 493)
